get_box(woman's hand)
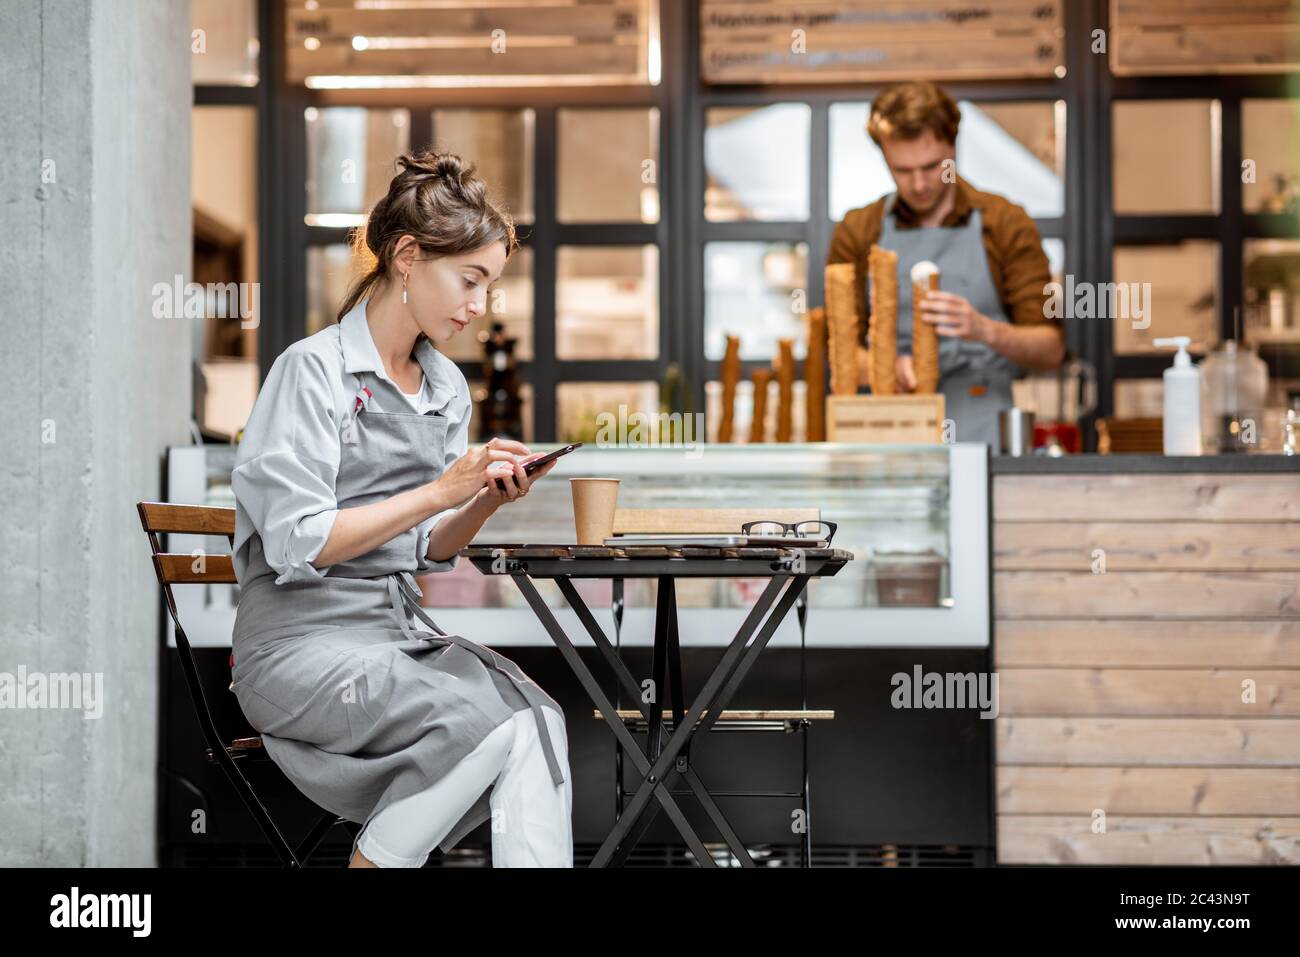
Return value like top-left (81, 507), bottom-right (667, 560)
top-left (432, 436), bottom-right (533, 507)
top-left (475, 454), bottom-right (558, 509)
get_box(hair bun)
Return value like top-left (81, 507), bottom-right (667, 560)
top-left (398, 151), bottom-right (467, 192)
top-left (431, 154), bottom-right (464, 180)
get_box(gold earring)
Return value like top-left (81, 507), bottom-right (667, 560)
top-left (402, 272), bottom-right (408, 304)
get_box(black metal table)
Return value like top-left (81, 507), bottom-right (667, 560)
top-left (461, 542), bottom-right (854, 868)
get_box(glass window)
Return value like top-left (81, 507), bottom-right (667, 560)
top-left (556, 246), bottom-right (659, 360)
top-left (704, 242), bottom-right (808, 361)
top-left (1112, 100), bottom-right (1220, 215)
top-left (962, 101), bottom-right (1065, 218)
top-left (432, 109), bottom-right (535, 224)
top-left (828, 102), bottom-right (893, 220)
top-left (192, 105), bottom-right (259, 360)
top-left (1242, 100), bottom-right (1300, 215)
top-left (1112, 241), bottom-right (1220, 355)
top-left (193, 103), bottom-right (259, 438)
top-left (1113, 379), bottom-right (1165, 419)
top-left (1042, 238), bottom-right (1066, 289)
top-left (306, 244), bottom-right (358, 338)
top-left (1243, 239), bottom-right (1300, 347)
top-left (305, 107), bottom-right (410, 226)
top-left (829, 100), bottom-right (1065, 221)
top-left (705, 380), bottom-right (809, 444)
top-left (191, 0), bottom-right (258, 86)
top-left (469, 381), bottom-right (534, 446)
top-left (706, 104), bottom-right (810, 221)
top-left (557, 108), bottom-right (660, 224)
top-left (440, 247), bottom-right (534, 362)
top-left (556, 382), bottom-right (659, 445)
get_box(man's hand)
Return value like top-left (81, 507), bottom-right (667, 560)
top-left (895, 355), bottom-right (917, 392)
top-left (857, 346), bottom-right (918, 392)
top-left (919, 290), bottom-right (992, 344)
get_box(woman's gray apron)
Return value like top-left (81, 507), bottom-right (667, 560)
top-left (230, 366), bottom-right (565, 862)
top-left (876, 192), bottom-right (1020, 446)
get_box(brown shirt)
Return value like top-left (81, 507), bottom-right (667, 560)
top-left (827, 176), bottom-right (1060, 347)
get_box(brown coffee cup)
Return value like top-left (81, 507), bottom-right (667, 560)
top-left (570, 477), bottom-right (620, 545)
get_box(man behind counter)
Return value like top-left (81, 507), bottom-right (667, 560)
top-left (827, 80), bottom-right (1066, 446)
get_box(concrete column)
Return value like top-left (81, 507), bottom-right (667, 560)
top-left (0, 0), bottom-right (192, 865)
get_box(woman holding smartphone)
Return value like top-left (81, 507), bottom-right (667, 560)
top-left (229, 150), bottom-right (570, 868)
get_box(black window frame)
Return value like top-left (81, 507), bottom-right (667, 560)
top-left (224, 0), bottom-right (1300, 445)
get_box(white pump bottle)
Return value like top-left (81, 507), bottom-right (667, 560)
top-left (1153, 336), bottom-right (1203, 455)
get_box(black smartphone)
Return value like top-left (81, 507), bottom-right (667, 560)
top-left (487, 442), bottom-right (583, 490)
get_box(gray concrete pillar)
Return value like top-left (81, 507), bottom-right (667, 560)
top-left (0, 0), bottom-right (192, 865)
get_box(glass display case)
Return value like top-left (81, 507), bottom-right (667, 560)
top-left (164, 443), bottom-right (988, 650)
top-left (423, 443), bottom-right (989, 649)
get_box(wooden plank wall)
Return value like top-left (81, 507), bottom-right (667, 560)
top-left (700, 0), bottom-right (1064, 84)
top-left (285, 0), bottom-right (647, 85)
top-left (992, 472), bottom-right (1300, 864)
top-left (1111, 0), bottom-right (1300, 77)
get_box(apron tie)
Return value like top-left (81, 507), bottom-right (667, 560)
top-left (385, 571), bottom-right (566, 787)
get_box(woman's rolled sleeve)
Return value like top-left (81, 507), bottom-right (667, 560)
top-left (232, 349), bottom-right (343, 585)
top-left (415, 504), bottom-right (460, 574)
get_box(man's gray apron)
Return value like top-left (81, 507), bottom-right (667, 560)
top-left (876, 192), bottom-right (1020, 446)
top-left (230, 362), bottom-right (565, 863)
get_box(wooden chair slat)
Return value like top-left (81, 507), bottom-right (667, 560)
top-left (138, 501), bottom-right (236, 537)
top-left (153, 553), bottom-right (237, 585)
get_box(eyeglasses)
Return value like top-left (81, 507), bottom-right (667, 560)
top-left (741, 520), bottom-right (837, 543)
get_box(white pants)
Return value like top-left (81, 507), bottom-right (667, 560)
top-left (356, 707), bottom-right (573, 867)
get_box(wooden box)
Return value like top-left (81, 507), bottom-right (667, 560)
top-left (826, 394), bottom-right (946, 444)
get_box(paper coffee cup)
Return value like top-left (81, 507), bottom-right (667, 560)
top-left (570, 478), bottom-right (620, 545)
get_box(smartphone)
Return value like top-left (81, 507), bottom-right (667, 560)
top-left (487, 442), bottom-right (583, 490)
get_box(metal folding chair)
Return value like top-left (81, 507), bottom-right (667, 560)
top-left (137, 501), bottom-right (358, 867)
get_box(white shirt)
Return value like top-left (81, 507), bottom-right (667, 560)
top-left (231, 298), bottom-right (472, 585)
top-left (398, 374), bottom-right (429, 412)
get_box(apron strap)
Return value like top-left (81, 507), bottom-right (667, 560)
top-left (385, 572), bottom-right (567, 787)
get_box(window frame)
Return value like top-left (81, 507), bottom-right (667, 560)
top-left (235, 0), bottom-right (1300, 445)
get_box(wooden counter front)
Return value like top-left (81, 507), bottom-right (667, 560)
top-left (991, 464), bottom-right (1300, 865)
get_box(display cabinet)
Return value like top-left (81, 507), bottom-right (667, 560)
top-left (163, 442), bottom-right (989, 650)
top-left (423, 442), bottom-right (989, 649)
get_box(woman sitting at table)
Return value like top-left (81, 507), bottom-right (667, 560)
top-left (228, 149), bottom-right (570, 868)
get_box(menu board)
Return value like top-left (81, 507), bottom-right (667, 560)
top-left (700, 0), bottom-right (1064, 84)
top-left (285, 0), bottom-right (648, 87)
top-left (1111, 0), bottom-right (1300, 76)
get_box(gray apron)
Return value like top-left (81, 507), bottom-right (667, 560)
top-left (230, 359), bottom-right (565, 862)
top-left (876, 193), bottom-right (1020, 446)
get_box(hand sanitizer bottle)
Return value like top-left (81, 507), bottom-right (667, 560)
top-left (1153, 337), bottom-right (1203, 455)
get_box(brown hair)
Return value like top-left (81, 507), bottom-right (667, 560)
top-left (867, 81), bottom-right (962, 147)
top-left (335, 149), bottom-right (518, 323)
